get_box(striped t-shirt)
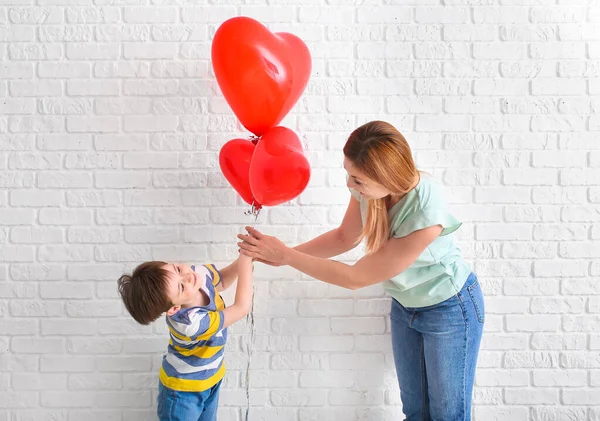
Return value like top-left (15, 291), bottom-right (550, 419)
top-left (159, 264), bottom-right (227, 392)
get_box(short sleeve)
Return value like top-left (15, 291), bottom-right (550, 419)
top-left (203, 264), bottom-right (222, 287)
top-left (392, 208), bottom-right (461, 239)
top-left (192, 264), bottom-right (222, 288)
top-left (167, 308), bottom-right (224, 342)
top-left (391, 175), bottom-right (462, 239)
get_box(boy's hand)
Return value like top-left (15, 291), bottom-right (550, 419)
top-left (237, 226), bottom-right (290, 265)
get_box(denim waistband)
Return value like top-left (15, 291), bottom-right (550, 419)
top-left (460, 272), bottom-right (478, 292)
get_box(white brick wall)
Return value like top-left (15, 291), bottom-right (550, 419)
top-left (0, 1), bottom-right (598, 420)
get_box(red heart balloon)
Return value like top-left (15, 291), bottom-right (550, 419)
top-left (212, 17), bottom-right (311, 137)
top-left (219, 139), bottom-right (261, 208)
top-left (249, 127), bottom-right (310, 207)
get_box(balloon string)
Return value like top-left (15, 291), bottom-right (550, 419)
top-left (243, 201), bottom-right (261, 218)
top-left (243, 204), bottom-right (259, 421)
top-left (243, 287), bottom-right (256, 421)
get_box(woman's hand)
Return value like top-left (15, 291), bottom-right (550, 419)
top-left (237, 226), bottom-right (290, 266)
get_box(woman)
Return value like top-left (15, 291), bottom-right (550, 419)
top-left (238, 120), bottom-right (484, 421)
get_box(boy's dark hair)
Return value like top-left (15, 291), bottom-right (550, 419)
top-left (118, 261), bottom-right (172, 325)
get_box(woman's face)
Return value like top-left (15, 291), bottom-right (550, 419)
top-left (344, 157), bottom-right (392, 200)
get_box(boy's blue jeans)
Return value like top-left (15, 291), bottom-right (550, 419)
top-left (157, 381), bottom-right (221, 421)
top-left (390, 273), bottom-right (485, 421)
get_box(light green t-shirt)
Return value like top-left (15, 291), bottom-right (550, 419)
top-left (350, 174), bottom-right (472, 308)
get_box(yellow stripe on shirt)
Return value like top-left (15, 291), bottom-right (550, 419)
top-left (173, 343), bottom-right (224, 359)
top-left (196, 312), bottom-right (221, 341)
top-left (205, 264), bottom-right (221, 287)
top-left (168, 312), bottom-right (221, 343)
top-left (214, 292), bottom-right (225, 311)
top-left (159, 363), bottom-right (226, 392)
top-left (168, 326), bottom-right (192, 342)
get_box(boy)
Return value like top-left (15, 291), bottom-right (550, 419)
top-left (118, 254), bottom-right (253, 421)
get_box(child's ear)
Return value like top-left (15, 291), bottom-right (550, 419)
top-left (167, 305), bottom-right (181, 316)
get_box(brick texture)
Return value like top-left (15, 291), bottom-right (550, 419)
top-left (0, 2), bottom-right (598, 420)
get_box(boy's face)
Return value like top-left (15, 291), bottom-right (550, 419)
top-left (163, 263), bottom-right (204, 315)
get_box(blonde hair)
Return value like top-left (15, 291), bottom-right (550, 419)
top-left (343, 121), bottom-right (419, 253)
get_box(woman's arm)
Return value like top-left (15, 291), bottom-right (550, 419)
top-left (292, 229), bottom-right (351, 258)
top-left (238, 225), bottom-right (443, 290)
top-left (284, 197), bottom-right (364, 259)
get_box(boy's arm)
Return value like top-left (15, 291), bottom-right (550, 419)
top-left (217, 258), bottom-right (238, 292)
top-left (221, 254), bottom-right (253, 329)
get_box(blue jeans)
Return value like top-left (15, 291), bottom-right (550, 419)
top-left (390, 273), bottom-right (484, 421)
top-left (157, 381), bottom-right (221, 421)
